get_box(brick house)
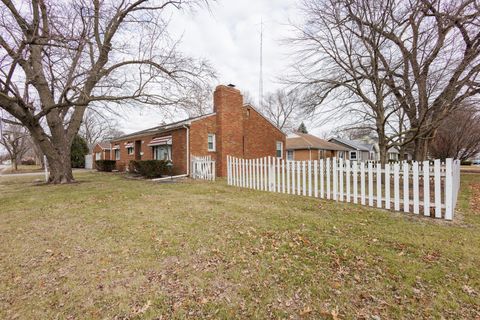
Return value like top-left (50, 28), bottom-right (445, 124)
top-left (286, 132), bottom-right (349, 161)
top-left (105, 85), bottom-right (286, 176)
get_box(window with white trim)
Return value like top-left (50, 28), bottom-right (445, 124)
top-left (350, 151), bottom-right (357, 160)
top-left (127, 147), bottom-right (134, 155)
top-left (208, 133), bottom-right (216, 151)
top-left (276, 141), bottom-right (283, 158)
top-left (114, 149), bottom-right (120, 160)
top-left (287, 150), bottom-right (294, 161)
top-left (153, 145), bottom-right (172, 161)
top-left (95, 152), bottom-right (101, 160)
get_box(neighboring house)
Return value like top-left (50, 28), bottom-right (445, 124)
top-left (109, 84), bottom-right (286, 176)
top-left (328, 137), bottom-right (378, 161)
top-left (286, 133), bottom-right (350, 161)
top-left (92, 142), bottom-right (112, 161)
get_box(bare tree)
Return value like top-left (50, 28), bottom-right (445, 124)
top-left (79, 109), bottom-right (120, 149)
top-left (0, 0), bottom-right (214, 183)
top-left (260, 89), bottom-right (301, 133)
top-left (429, 104), bottom-right (480, 161)
top-left (290, 0), bottom-right (480, 162)
top-left (0, 120), bottom-right (30, 170)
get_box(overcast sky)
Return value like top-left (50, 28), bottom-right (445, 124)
top-left (119, 0), bottom-right (322, 134)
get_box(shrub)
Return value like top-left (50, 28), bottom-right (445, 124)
top-left (461, 160), bottom-right (472, 166)
top-left (96, 160), bottom-right (116, 172)
top-left (129, 160), bottom-right (171, 178)
top-left (21, 159), bottom-right (36, 165)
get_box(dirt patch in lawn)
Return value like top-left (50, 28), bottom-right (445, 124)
top-left (470, 182), bottom-right (480, 214)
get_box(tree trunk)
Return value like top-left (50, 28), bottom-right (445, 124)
top-left (46, 151), bottom-right (74, 184)
top-left (28, 126), bottom-right (75, 184)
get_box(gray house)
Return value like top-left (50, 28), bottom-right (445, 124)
top-left (328, 137), bottom-right (378, 161)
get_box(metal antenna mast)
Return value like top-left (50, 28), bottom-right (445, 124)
top-left (259, 17), bottom-right (264, 107)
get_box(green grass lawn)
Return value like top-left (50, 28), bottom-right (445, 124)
top-left (1, 172), bottom-right (479, 319)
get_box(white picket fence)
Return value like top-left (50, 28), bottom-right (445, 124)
top-left (191, 155), bottom-right (215, 181)
top-left (227, 156), bottom-right (461, 220)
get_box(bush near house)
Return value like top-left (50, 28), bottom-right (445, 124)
top-left (129, 160), bottom-right (171, 178)
top-left (95, 160), bottom-right (116, 172)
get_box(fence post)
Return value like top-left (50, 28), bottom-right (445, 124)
top-left (445, 158), bottom-right (453, 220)
top-left (314, 160), bottom-right (318, 198)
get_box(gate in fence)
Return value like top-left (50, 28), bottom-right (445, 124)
top-left (191, 155), bottom-right (216, 181)
top-left (227, 156), bottom-right (461, 220)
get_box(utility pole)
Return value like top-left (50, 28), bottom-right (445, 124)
top-left (259, 17), bottom-right (264, 108)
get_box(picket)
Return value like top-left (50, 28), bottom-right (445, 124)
top-left (403, 162), bottom-right (409, 213)
top-left (360, 162), bottom-right (366, 205)
top-left (227, 156), bottom-right (460, 221)
top-left (376, 164), bottom-right (382, 208)
top-left (326, 158), bottom-right (331, 199)
top-left (346, 160), bottom-right (351, 203)
top-left (434, 159), bottom-right (441, 218)
top-left (423, 161), bottom-right (430, 216)
top-left (384, 163), bottom-right (390, 210)
top-left (368, 162), bottom-right (373, 207)
top-left (394, 163), bottom-right (400, 211)
top-left (413, 161), bottom-right (420, 214)
top-left (353, 162), bottom-right (358, 204)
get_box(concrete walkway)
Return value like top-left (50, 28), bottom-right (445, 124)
top-left (0, 168), bottom-right (91, 177)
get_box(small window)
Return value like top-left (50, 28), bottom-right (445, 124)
top-left (350, 151), bottom-right (357, 160)
top-left (208, 133), bottom-right (216, 152)
top-left (127, 147), bottom-right (134, 155)
top-left (276, 141), bottom-right (283, 158)
top-left (338, 151), bottom-right (344, 159)
top-left (287, 150), bottom-right (294, 161)
top-left (115, 149), bottom-right (120, 160)
top-left (95, 152), bottom-right (101, 160)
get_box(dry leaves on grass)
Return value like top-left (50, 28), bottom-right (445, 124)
top-left (470, 183), bottom-right (480, 214)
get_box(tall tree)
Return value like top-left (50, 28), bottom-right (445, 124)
top-left (0, 121), bottom-right (30, 170)
top-left (429, 105), bottom-right (480, 161)
top-left (79, 109), bottom-right (121, 149)
top-left (290, 0), bottom-right (480, 161)
top-left (261, 89), bottom-right (301, 133)
top-left (0, 0), bottom-right (214, 183)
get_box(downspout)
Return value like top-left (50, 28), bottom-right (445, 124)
top-left (183, 125), bottom-right (190, 176)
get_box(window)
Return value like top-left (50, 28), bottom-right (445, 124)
top-left (338, 151), bottom-right (344, 159)
top-left (153, 145), bottom-right (172, 161)
top-left (350, 151), bottom-right (357, 160)
top-left (95, 152), bottom-right (101, 160)
top-left (115, 149), bottom-right (120, 160)
top-left (208, 133), bottom-right (216, 151)
top-left (127, 147), bottom-right (134, 155)
top-left (276, 141), bottom-right (283, 158)
top-left (287, 150), bottom-right (294, 161)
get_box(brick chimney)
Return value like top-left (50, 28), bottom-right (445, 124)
top-left (214, 84), bottom-right (244, 176)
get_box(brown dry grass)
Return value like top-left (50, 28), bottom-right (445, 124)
top-left (0, 172), bottom-right (479, 319)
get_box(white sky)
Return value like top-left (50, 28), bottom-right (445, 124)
top-left (118, 0), bottom-right (324, 135)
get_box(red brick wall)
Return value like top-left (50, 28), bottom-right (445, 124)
top-left (214, 85), bottom-right (245, 176)
top-left (92, 144), bottom-right (111, 169)
top-left (189, 115), bottom-right (217, 161)
top-left (112, 128), bottom-right (188, 174)
top-left (243, 106), bottom-right (286, 161)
